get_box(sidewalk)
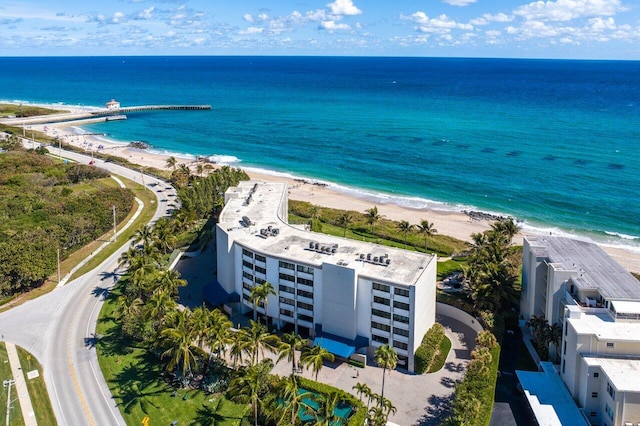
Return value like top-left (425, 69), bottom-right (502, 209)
top-left (5, 342), bottom-right (38, 426)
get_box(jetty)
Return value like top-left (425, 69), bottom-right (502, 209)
top-left (0, 103), bottom-right (212, 126)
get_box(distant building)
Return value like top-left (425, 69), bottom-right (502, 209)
top-left (216, 181), bottom-right (437, 372)
top-left (520, 236), bottom-right (640, 425)
top-left (105, 99), bottom-right (120, 110)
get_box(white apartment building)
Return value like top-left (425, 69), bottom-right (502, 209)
top-left (520, 236), bottom-right (640, 425)
top-left (216, 181), bottom-right (436, 372)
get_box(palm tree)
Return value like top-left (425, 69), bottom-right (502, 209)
top-left (229, 330), bottom-right (245, 369)
top-left (166, 156), bottom-right (177, 171)
top-left (145, 291), bottom-right (175, 325)
top-left (160, 309), bottom-right (204, 377)
top-left (364, 206), bottom-right (381, 238)
top-left (336, 212), bottom-right (353, 237)
top-left (132, 224), bottom-right (154, 248)
top-left (152, 218), bottom-right (177, 254)
top-left (352, 382), bottom-right (372, 405)
top-left (417, 219), bottom-right (437, 251)
top-left (397, 220), bottom-right (413, 249)
top-left (249, 281), bottom-right (277, 326)
top-left (228, 359), bottom-right (274, 426)
top-left (277, 332), bottom-right (306, 374)
top-left (301, 345), bottom-right (335, 381)
top-left (312, 391), bottom-right (342, 426)
top-left (272, 374), bottom-right (314, 426)
top-left (155, 269), bottom-right (186, 298)
top-left (240, 320), bottom-right (277, 366)
top-left (374, 344), bottom-right (397, 399)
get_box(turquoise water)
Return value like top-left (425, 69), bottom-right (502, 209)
top-left (297, 388), bottom-right (352, 423)
top-left (1, 56), bottom-right (639, 252)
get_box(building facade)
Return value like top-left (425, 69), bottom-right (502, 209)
top-left (216, 181), bottom-right (437, 372)
top-left (520, 236), bottom-right (640, 425)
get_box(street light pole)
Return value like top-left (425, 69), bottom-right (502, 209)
top-left (3, 379), bottom-right (15, 426)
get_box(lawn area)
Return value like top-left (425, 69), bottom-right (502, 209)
top-left (95, 287), bottom-right (249, 425)
top-left (0, 103), bottom-right (68, 118)
top-left (15, 346), bottom-right (57, 426)
top-left (0, 342), bottom-right (25, 426)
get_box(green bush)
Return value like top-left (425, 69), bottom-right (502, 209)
top-left (347, 359), bottom-right (365, 368)
top-left (297, 377), bottom-right (365, 426)
top-left (414, 323), bottom-right (445, 374)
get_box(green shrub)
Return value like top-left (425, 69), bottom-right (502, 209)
top-left (414, 323), bottom-right (445, 374)
top-left (347, 359), bottom-right (365, 368)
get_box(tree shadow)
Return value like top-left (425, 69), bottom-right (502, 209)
top-left (445, 361), bottom-right (465, 373)
top-left (120, 380), bottom-right (165, 415)
top-left (92, 285), bottom-right (111, 300)
top-left (440, 377), bottom-right (457, 389)
top-left (98, 270), bottom-right (120, 283)
top-left (413, 393), bottom-right (454, 426)
top-left (194, 398), bottom-right (245, 426)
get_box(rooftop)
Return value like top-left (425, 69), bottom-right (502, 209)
top-left (567, 309), bottom-right (640, 341)
top-left (219, 181), bottom-right (435, 286)
top-left (526, 236), bottom-right (640, 300)
top-left (583, 356), bottom-right (640, 392)
top-left (516, 362), bottom-right (587, 426)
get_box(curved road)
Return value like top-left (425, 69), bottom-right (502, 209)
top-left (0, 149), bottom-right (175, 425)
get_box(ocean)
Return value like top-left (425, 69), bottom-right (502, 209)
top-left (1, 56), bottom-right (639, 252)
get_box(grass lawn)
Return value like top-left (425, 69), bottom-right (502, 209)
top-left (0, 342), bottom-right (26, 426)
top-left (428, 336), bottom-right (452, 373)
top-left (0, 103), bottom-right (68, 117)
top-left (516, 340), bottom-right (538, 371)
top-left (15, 346), bottom-right (57, 426)
top-left (95, 287), bottom-right (248, 425)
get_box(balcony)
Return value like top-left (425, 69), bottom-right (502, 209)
top-left (372, 289), bottom-right (391, 299)
top-left (297, 282), bottom-right (314, 294)
top-left (297, 294), bottom-right (314, 305)
top-left (393, 294), bottom-right (410, 305)
top-left (297, 306), bottom-right (314, 317)
top-left (297, 271), bottom-right (314, 281)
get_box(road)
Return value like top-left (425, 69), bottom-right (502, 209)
top-left (0, 147), bottom-right (176, 425)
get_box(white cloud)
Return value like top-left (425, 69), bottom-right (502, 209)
top-left (137, 7), bottom-right (155, 20)
top-left (442, 0), bottom-right (477, 6)
top-left (470, 13), bottom-right (513, 25)
top-left (326, 0), bottom-right (362, 16)
top-left (239, 26), bottom-right (264, 35)
top-left (243, 14), bottom-right (253, 23)
top-left (320, 20), bottom-right (351, 31)
top-left (404, 12), bottom-right (473, 33)
top-left (514, 0), bottom-right (624, 22)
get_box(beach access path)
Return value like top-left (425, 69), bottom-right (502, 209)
top-left (5, 342), bottom-right (38, 426)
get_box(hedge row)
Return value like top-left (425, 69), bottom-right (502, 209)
top-left (414, 323), bottom-right (446, 374)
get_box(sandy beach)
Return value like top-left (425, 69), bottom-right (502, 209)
top-left (32, 117), bottom-right (640, 274)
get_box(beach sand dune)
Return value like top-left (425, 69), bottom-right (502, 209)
top-left (33, 121), bottom-right (640, 274)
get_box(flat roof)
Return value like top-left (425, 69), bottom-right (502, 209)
top-left (219, 181), bottom-right (435, 286)
top-left (583, 356), bottom-right (640, 392)
top-left (611, 300), bottom-right (640, 315)
top-left (567, 310), bottom-right (640, 341)
top-left (526, 236), bottom-right (640, 300)
top-left (516, 362), bottom-right (588, 426)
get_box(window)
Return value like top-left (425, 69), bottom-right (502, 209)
top-left (606, 342), bottom-right (615, 348)
top-left (374, 296), bottom-right (390, 306)
top-left (394, 287), bottom-right (410, 297)
top-left (393, 340), bottom-right (408, 350)
top-left (242, 248), bottom-right (253, 258)
top-left (372, 335), bottom-right (388, 344)
top-left (242, 260), bottom-right (253, 269)
top-left (393, 327), bottom-right (409, 337)
top-left (242, 271), bottom-right (254, 281)
top-left (279, 260), bottom-right (295, 270)
top-left (562, 360), bottom-right (565, 374)
top-left (298, 313), bottom-right (313, 323)
top-left (255, 254), bottom-right (266, 263)
top-left (372, 322), bottom-right (391, 332)
top-left (371, 309), bottom-right (391, 319)
top-left (297, 289), bottom-right (314, 299)
top-left (279, 296), bottom-right (294, 306)
top-left (607, 382), bottom-right (615, 399)
top-left (279, 285), bottom-right (294, 294)
top-left (297, 277), bottom-right (314, 287)
top-left (255, 277), bottom-right (266, 285)
top-left (393, 313), bottom-right (410, 324)
top-left (242, 293), bottom-right (251, 301)
top-left (593, 372), bottom-right (599, 378)
top-left (280, 308), bottom-right (293, 317)
top-left (243, 283), bottom-right (253, 291)
top-left (297, 265), bottom-right (314, 274)
top-left (393, 301), bottom-right (410, 311)
top-left (373, 282), bottom-right (390, 292)
top-left (297, 301), bottom-right (314, 311)
top-left (563, 341), bottom-right (567, 355)
top-left (255, 266), bottom-right (266, 275)
top-left (592, 392), bottom-right (598, 398)
top-left (590, 412), bottom-right (596, 417)
top-left (605, 403), bottom-right (613, 420)
top-left (279, 272), bottom-right (295, 282)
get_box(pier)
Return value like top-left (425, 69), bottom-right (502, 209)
top-left (0, 104), bottom-right (211, 126)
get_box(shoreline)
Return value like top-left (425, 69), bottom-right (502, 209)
top-left (8, 101), bottom-right (640, 273)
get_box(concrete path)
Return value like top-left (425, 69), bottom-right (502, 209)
top-left (5, 342), bottom-right (38, 426)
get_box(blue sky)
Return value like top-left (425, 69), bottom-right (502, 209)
top-left (1, 0), bottom-right (638, 58)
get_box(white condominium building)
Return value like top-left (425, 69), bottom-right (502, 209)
top-left (216, 181), bottom-right (436, 372)
top-left (520, 236), bottom-right (640, 425)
